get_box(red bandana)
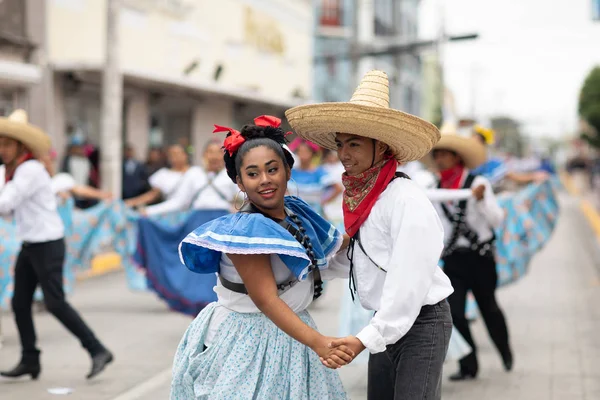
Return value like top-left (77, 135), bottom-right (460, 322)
top-left (5, 152), bottom-right (35, 183)
top-left (342, 158), bottom-right (398, 237)
top-left (439, 164), bottom-right (465, 189)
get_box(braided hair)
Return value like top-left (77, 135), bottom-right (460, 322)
top-left (224, 124), bottom-right (295, 184)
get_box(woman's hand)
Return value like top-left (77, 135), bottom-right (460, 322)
top-left (311, 335), bottom-right (355, 369)
top-left (321, 336), bottom-right (365, 368)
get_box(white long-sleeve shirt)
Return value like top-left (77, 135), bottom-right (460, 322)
top-left (330, 177), bottom-right (454, 354)
top-left (0, 160), bottom-right (64, 242)
top-left (145, 167), bottom-right (237, 216)
top-left (433, 171), bottom-right (504, 246)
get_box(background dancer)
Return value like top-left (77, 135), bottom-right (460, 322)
top-left (141, 139), bottom-right (237, 215)
top-left (125, 144), bottom-right (192, 209)
top-left (427, 125), bottom-right (513, 381)
top-left (288, 137), bottom-right (342, 216)
top-left (0, 110), bottom-right (113, 380)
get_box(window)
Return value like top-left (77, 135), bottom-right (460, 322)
top-left (320, 0), bottom-right (343, 27)
top-left (0, 0), bottom-right (26, 39)
top-left (593, 0), bottom-right (600, 20)
top-left (374, 0), bottom-right (395, 36)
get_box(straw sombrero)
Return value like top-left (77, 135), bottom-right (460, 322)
top-left (285, 70), bottom-right (440, 163)
top-left (0, 109), bottom-right (51, 156)
top-left (426, 122), bottom-right (487, 169)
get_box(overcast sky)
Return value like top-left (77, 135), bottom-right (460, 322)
top-left (419, 0), bottom-right (600, 139)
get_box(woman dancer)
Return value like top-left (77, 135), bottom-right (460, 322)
top-left (141, 139), bottom-right (237, 216)
top-left (288, 138), bottom-right (342, 216)
top-left (125, 144), bottom-right (192, 209)
top-left (40, 151), bottom-right (113, 201)
top-left (171, 115), bottom-right (351, 399)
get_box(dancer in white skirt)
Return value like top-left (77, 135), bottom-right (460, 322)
top-left (171, 115), bottom-right (351, 399)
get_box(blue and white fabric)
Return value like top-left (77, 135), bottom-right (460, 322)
top-left (133, 209), bottom-right (228, 316)
top-left (179, 196), bottom-right (342, 281)
top-left (471, 158), bottom-right (508, 185)
top-left (289, 167), bottom-right (336, 215)
top-left (171, 303), bottom-right (347, 399)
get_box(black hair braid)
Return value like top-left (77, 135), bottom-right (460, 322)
top-left (223, 124), bottom-right (295, 183)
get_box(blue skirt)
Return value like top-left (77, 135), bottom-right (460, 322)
top-left (171, 303), bottom-right (347, 400)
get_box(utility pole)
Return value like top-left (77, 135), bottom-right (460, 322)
top-left (100, 0), bottom-right (123, 196)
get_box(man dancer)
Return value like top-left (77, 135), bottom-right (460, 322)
top-left (0, 110), bottom-right (113, 380)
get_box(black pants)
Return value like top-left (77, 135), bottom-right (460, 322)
top-left (443, 248), bottom-right (511, 374)
top-left (367, 301), bottom-right (452, 400)
top-left (12, 239), bottom-right (103, 356)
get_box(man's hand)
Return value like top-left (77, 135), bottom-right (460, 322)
top-left (532, 171), bottom-right (550, 183)
top-left (472, 184), bottom-right (485, 201)
top-left (311, 335), bottom-right (355, 369)
top-left (321, 336), bottom-right (365, 368)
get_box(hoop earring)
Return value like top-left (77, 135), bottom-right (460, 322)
top-left (286, 178), bottom-right (300, 198)
top-left (234, 190), bottom-right (247, 211)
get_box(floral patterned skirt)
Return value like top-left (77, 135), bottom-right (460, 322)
top-left (171, 303), bottom-right (347, 400)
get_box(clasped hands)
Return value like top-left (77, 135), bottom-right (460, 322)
top-left (313, 335), bottom-right (366, 369)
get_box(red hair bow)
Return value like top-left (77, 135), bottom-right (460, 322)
top-left (254, 115), bottom-right (281, 128)
top-left (214, 124), bottom-right (243, 156)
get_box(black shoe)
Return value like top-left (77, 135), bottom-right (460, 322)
top-left (86, 350), bottom-right (114, 380)
top-left (502, 350), bottom-right (513, 372)
top-left (449, 370), bottom-right (477, 381)
top-left (0, 353), bottom-right (41, 380)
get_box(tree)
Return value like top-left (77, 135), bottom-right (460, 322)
top-left (578, 66), bottom-right (600, 148)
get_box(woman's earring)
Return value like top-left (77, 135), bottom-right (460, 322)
top-left (286, 178), bottom-right (299, 198)
top-left (234, 190), bottom-right (247, 211)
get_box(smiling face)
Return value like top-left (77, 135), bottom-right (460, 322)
top-left (236, 145), bottom-right (290, 217)
top-left (334, 133), bottom-right (389, 176)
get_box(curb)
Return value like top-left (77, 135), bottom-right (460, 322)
top-left (560, 172), bottom-right (600, 240)
top-left (77, 252), bottom-right (123, 281)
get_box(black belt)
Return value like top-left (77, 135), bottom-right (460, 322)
top-left (22, 238), bottom-right (63, 247)
top-left (219, 274), bottom-right (300, 296)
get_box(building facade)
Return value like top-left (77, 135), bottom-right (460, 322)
top-left (0, 0), bottom-right (43, 118)
top-left (15, 0), bottom-right (313, 166)
top-left (313, 0), bottom-right (423, 116)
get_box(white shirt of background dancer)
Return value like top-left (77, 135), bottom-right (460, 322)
top-left (145, 167), bottom-right (237, 216)
top-left (0, 160), bottom-right (64, 242)
top-left (148, 167), bottom-right (186, 200)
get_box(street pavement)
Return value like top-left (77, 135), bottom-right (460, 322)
top-left (1, 192), bottom-right (599, 399)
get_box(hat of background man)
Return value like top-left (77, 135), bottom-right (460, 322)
top-left (285, 70), bottom-right (440, 163)
top-left (474, 124), bottom-right (495, 145)
top-left (425, 122), bottom-right (487, 169)
top-left (0, 109), bottom-right (51, 156)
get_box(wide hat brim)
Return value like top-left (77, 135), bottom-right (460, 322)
top-left (285, 102), bottom-right (440, 163)
top-left (425, 134), bottom-right (487, 170)
top-left (0, 119), bottom-right (51, 156)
